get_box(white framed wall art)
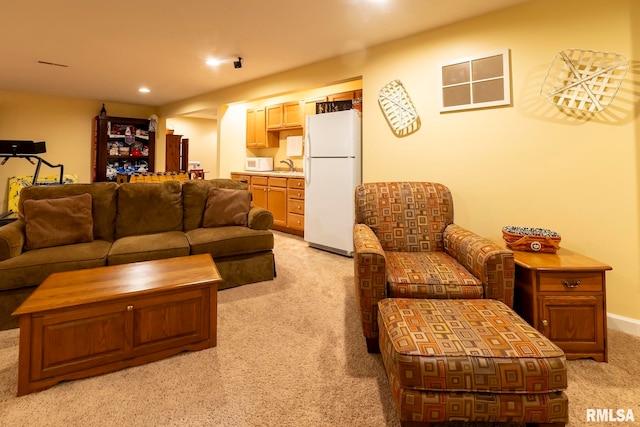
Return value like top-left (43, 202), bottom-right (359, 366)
top-left (439, 49), bottom-right (511, 112)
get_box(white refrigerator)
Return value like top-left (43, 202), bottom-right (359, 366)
top-left (304, 109), bottom-right (362, 256)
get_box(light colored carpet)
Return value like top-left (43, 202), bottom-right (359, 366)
top-left (0, 231), bottom-right (638, 426)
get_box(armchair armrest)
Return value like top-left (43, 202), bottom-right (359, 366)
top-left (353, 223), bottom-right (387, 350)
top-left (0, 220), bottom-right (25, 262)
top-left (444, 224), bottom-right (515, 308)
top-left (248, 206), bottom-right (274, 230)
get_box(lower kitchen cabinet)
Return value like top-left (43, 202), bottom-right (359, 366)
top-left (287, 178), bottom-right (305, 233)
top-left (267, 177), bottom-right (288, 227)
top-left (231, 172), bottom-right (305, 236)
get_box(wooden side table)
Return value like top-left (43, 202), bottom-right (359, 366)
top-left (495, 240), bottom-right (612, 362)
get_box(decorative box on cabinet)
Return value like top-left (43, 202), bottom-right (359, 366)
top-left (498, 241), bottom-right (612, 362)
top-left (93, 116), bottom-right (155, 182)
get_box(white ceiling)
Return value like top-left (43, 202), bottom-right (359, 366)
top-left (0, 0), bottom-right (529, 107)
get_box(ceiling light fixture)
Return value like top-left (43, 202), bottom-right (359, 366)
top-left (206, 58), bottom-right (223, 67)
top-left (139, 87), bottom-right (150, 93)
top-left (205, 56), bottom-right (243, 69)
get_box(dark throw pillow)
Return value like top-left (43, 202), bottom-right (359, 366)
top-left (202, 187), bottom-right (252, 228)
top-left (22, 193), bottom-right (94, 250)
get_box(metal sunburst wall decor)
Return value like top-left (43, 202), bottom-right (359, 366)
top-left (540, 48), bottom-right (628, 113)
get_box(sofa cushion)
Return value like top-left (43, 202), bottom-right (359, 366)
top-left (186, 226), bottom-right (274, 258)
top-left (385, 251), bottom-right (484, 299)
top-left (182, 179), bottom-right (249, 231)
top-left (108, 231), bottom-right (190, 265)
top-left (115, 181), bottom-right (183, 239)
top-left (19, 182), bottom-right (118, 242)
top-left (203, 187), bottom-right (252, 228)
top-left (0, 240), bottom-right (111, 292)
top-left (22, 193), bottom-right (94, 250)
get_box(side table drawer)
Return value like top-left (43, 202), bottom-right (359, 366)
top-left (538, 272), bottom-right (604, 292)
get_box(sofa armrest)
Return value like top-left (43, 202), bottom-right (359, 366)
top-left (248, 206), bottom-right (274, 230)
top-left (0, 220), bottom-right (26, 261)
top-left (444, 223), bottom-right (515, 308)
top-left (353, 223), bottom-right (388, 348)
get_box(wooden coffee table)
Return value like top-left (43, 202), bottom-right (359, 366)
top-left (12, 254), bottom-right (222, 396)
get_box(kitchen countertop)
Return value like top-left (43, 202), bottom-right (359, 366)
top-left (233, 171), bottom-right (305, 178)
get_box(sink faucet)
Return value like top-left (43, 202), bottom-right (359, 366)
top-left (280, 159), bottom-right (295, 172)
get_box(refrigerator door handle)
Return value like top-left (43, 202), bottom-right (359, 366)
top-left (304, 125), bottom-right (311, 185)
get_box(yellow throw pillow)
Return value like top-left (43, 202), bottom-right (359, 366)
top-left (22, 193), bottom-right (94, 250)
top-left (202, 187), bottom-right (251, 228)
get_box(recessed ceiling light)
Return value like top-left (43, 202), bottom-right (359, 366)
top-left (139, 87), bottom-right (150, 93)
top-left (206, 58), bottom-right (223, 67)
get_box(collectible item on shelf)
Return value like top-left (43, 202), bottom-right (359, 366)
top-left (502, 225), bottom-right (561, 253)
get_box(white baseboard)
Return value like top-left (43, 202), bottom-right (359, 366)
top-left (608, 313), bottom-right (640, 337)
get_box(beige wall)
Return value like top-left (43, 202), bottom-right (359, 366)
top-left (163, 0), bottom-right (639, 324)
top-left (0, 91), bottom-right (156, 208)
top-left (363, 0), bottom-right (639, 325)
top-left (165, 117), bottom-right (218, 178)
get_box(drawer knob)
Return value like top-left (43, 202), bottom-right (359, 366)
top-left (126, 305), bottom-right (134, 311)
top-left (562, 279), bottom-right (581, 288)
top-left (541, 319), bottom-right (549, 326)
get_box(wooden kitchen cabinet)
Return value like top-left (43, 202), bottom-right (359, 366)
top-left (230, 173), bottom-right (251, 185)
top-left (287, 178), bottom-right (305, 232)
top-left (328, 90), bottom-right (362, 101)
top-left (250, 176), bottom-right (269, 210)
top-left (249, 176), bottom-right (287, 227)
top-left (505, 244), bottom-right (612, 362)
top-left (232, 172), bottom-right (305, 236)
top-left (246, 108), bottom-right (278, 148)
top-left (266, 102), bottom-right (302, 130)
top-left (267, 177), bottom-right (288, 227)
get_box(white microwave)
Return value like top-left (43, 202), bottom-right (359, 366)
top-left (245, 157), bottom-right (273, 171)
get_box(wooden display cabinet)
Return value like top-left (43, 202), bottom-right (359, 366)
top-left (93, 116), bottom-right (155, 182)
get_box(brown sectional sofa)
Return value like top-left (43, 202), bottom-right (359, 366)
top-left (0, 179), bottom-right (275, 330)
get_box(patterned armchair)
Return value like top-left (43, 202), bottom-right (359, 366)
top-left (353, 182), bottom-right (515, 353)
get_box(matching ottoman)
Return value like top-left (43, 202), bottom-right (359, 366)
top-left (378, 298), bottom-right (568, 426)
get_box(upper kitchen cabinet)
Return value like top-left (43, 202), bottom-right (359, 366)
top-left (303, 96), bottom-right (328, 117)
top-left (93, 116), bottom-right (155, 182)
top-left (266, 102), bottom-right (303, 130)
top-left (247, 107), bottom-right (278, 149)
top-left (329, 90), bottom-right (362, 101)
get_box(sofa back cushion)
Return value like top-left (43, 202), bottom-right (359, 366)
top-left (19, 182), bottom-right (118, 242)
top-left (354, 182), bottom-right (454, 252)
top-left (202, 187), bottom-right (252, 227)
top-left (22, 193), bottom-right (94, 250)
top-left (182, 179), bottom-right (249, 231)
top-left (115, 181), bottom-right (183, 239)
